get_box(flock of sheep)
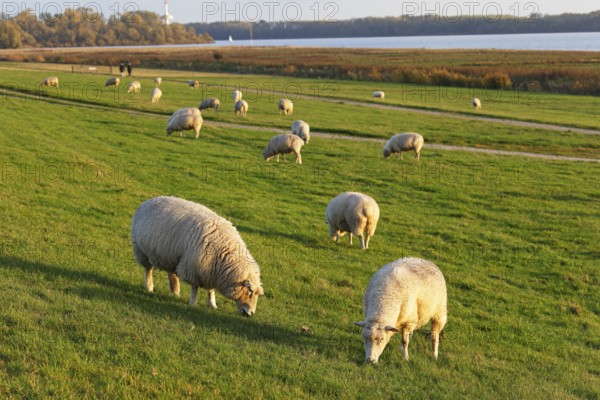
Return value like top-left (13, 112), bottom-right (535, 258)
top-left (39, 73), bottom-right (485, 363)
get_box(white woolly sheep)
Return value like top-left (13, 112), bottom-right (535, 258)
top-left (382, 133), bottom-right (424, 161)
top-left (199, 98), bottom-right (221, 112)
top-left (166, 108), bottom-right (203, 138)
top-left (188, 80), bottom-right (200, 90)
top-left (325, 192), bottom-right (380, 250)
top-left (234, 100), bottom-right (249, 117)
top-left (355, 257), bottom-right (447, 363)
top-left (278, 98), bottom-right (294, 116)
top-left (372, 91), bottom-right (385, 99)
top-left (154, 77), bottom-right (162, 86)
top-left (262, 134), bottom-right (304, 164)
top-left (150, 88), bottom-right (162, 103)
top-left (40, 76), bottom-right (59, 87)
top-left (105, 77), bottom-right (120, 87)
top-left (232, 90), bottom-right (243, 102)
top-left (126, 81), bottom-right (141, 94)
top-left (291, 120), bottom-right (310, 144)
top-left (472, 97), bottom-right (482, 110)
top-left (131, 196), bottom-right (264, 316)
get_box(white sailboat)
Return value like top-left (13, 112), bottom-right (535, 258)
top-left (228, 35), bottom-right (233, 42)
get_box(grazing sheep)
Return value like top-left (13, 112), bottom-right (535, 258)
top-left (232, 90), bottom-right (243, 102)
top-left (154, 77), bottom-right (162, 86)
top-left (131, 196), bottom-right (264, 316)
top-left (126, 81), bottom-right (141, 94)
top-left (382, 133), bottom-right (424, 161)
top-left (291, 120), bottom-right (310, 144)
top-left (40, 76), bottom-right (59, 87)
top-left (188, 80), bottom-right (200, 90)
top-left (472, 97), bottom-right (482, 110)
top-left (199, 98), bottom-right (221, 112)
top-left (262, 134), bottom-right (304, 164)
top-left (278, 98), bottom-right (294, 116)
top-left (150, 88), bottom-right (162, 103)
top-left (105, 77), bottom-right (120, 87)
top-left (166, 108), bottom-right (203, 139)
top-left (325, 192), bottom-right (380, 250)
top-left (372, 91), bottom-right (385, 100)
top-left (355, 257), bottom-right (447, 363)
top-left (234, 100), bottom-right (249, 117)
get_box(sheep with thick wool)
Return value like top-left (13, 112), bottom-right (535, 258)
top-left (126, 81), bottom-right (141, 94)
top-left (372, 91), bottom-right (385, 99)
top-left (199, 98), bottom-right (221, 112)
top-left (263, 134), bottom-right (304, 164)
top-left (105, 77), bottom-right (120, 87)
top-left (40, 76), bottom-right (59, 87)
top-left (355, 257), bottom-right (447, 363)
top-left (188, 80), bottom-right (200, 90)
top-left (278, 98), bottom-right (294, 116)
top-left (325, 192), bottom-right (380, 250)
top-left (234, 100), bottom-right (249, 117)
top-left (291, 120), bottom-right (310, 144)
top-left (382, 133), bottom-right (424, 161)
top-left (150, 88), bottom-right (162, 103)
top-left (154, 77), bottom-right (162, 86)
top-left (131, 196), bottom-right (264, 316)
top-left (472, 97), bottom-right (482, 110)
top-left (232, 90), bottom-right (243, 102)
top-left (166, 108), bottom-right (203, 138)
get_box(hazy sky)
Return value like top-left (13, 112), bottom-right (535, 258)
top-left (8, 1), bottom-right (600, 24)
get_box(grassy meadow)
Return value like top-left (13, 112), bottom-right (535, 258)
top-left (0, 62), bottom-right (599, 399)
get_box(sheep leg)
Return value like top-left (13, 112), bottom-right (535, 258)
top-left (335, 231), bottom-right (340, 244)
top-left (431, 317), bottom-right (446, 360)
top-left (414, 151), bottom-right (420, 161)
top-left (349, 233), bottom-right (353, 246)
top-left (276, 154), bottom-right (280, 162)
top-left (207, 289), bottom-right (218, 309)
top-left (190, 285), bottom-right (199, 306)
top-left (365, 235), bottom-right (371, 250)
top-left (195, 128), bottom-right (200, 139)
top-left (295, 151), bottom-right (302, 164)
top-left (402, 328), bottom-right (412, 361)
top-left (179, 131), bottom-right (183, 138)
top-left (359, 235), bottom-right (366, 250)
top-left (168, 273), bottom-right (180, 296)
top-left (400, 152), bottom-right (404, 160)
top-left (144, 267), bottom-right (154, 292)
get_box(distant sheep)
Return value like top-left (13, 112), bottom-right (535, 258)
top-left (188, 80), bottom-right (200, 90)
top-left (234, 100), bottom-right (249, 117)
top-left (232, 90), bottom-right (243, 102)
top-left (291, 120), bottom-right (310, 144)
top-left (40, 76), bottom-right (59, 87)
top-left (325, 192), bottom-right (380, 250)
top-left (199, 98), bottom-right (221, 112)
top-left (262, 134), bottom-right (304, 164)
top-left (126, 81), bottom-right (141, 94)
top-left (382, 133), bottom-right (424, 161)
top-left (472, 97), bottom-right (482, 110)
top-left (372, 91), bottom-right (385, 100)
top-left (131, 196), bottom-right (264, 316)
top-left (154, 77), bottom-right (162, 86)
top-left (150, 88), bottom-right (162, 103)
top-left (166, 108), bottom-right (203, 139)
top-left (355, 257), bottom-right (447, 363)
top-left (278, 98), bottom-right (294, 116)
top-left (105, 77), bottom-right (120, 87)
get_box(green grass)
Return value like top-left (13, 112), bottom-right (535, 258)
top-left (0, 81), bottom-right (599, 399)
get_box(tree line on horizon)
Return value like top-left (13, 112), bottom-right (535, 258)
top-left (189, 10), bottom-right (600, 41)
top-left (0, 8), bottom-right (212, 49)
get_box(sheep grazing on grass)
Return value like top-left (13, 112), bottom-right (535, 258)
top-left (234, 100), bottom-right (249, 117)
top-left (325, 192), bottom-right (380, 250)
top-left (263, 134), bottom-right (304, 164)
top-left (472, 97), bottom-right (482, 110)
top-left (40, 76), bottom-right (59, 87)
top-left (126, 81), bottom-right (141, 94)
top-left (291, 120), bottom-right (310, 144)
top-left (150, 88), bottom-right (162, 103)
top-left (105, 77), bottom-right (120, 87)
top-left (355, 257), bottom-right (447, 363)
top-left (166, 108), bottom-right (203, 139)
top-left (131, 196), bottom-right (264, 316)
top-left (382, 133), bottom-right (424, 161)
top-left (372, 91), bottom-right (385, 100)
top-left (199, 98), bottom-right (221, 112)
top-left (278, 98), bottom-right (294, 116)
top-left (188, 80), bottom-right (200, 90)
top-left (232, 90), bottom-right (243, 102)
top-left (154, 77), bottom-right (162, 86)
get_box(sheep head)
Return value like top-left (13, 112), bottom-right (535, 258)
top-left (354, 321), bottom-right (400, 364)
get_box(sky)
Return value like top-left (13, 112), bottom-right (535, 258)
top-left (6, 1), bottom-right (600, 24)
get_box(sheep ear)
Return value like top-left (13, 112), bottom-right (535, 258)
top-left (257, 286), bottom-right (264, 296)
top-left (354, 321), bottom-right (366, 328)
top-left (384, 326), bottom-right (400, 333)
